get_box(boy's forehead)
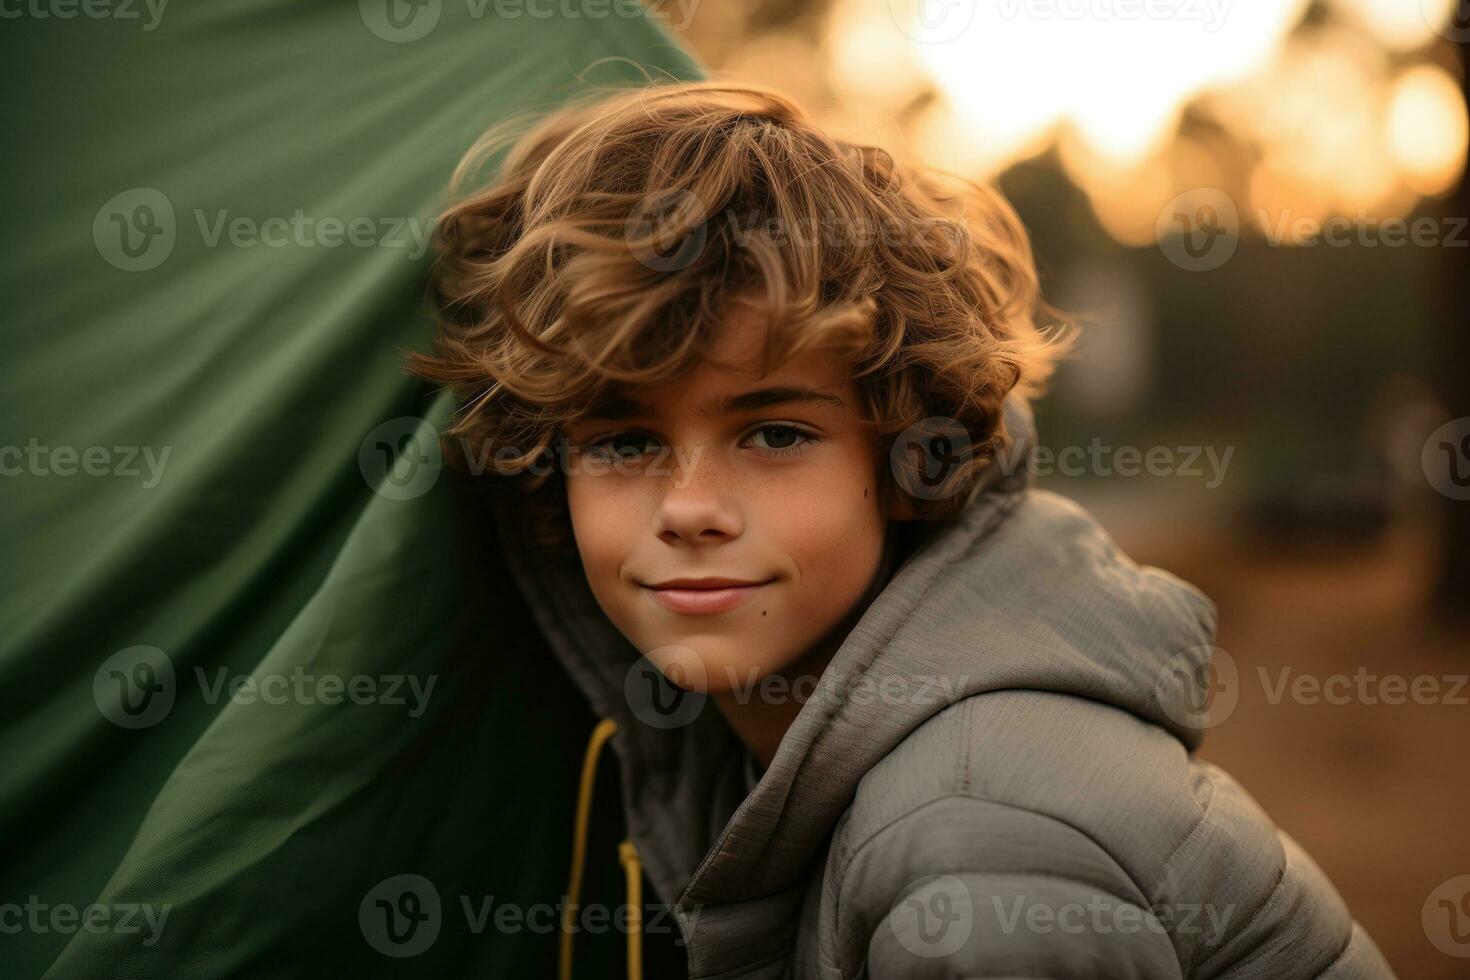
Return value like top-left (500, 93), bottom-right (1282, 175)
top-left (585, 366), bottom-right (852, 421)
top-left (583, 303), bottom-right (856, 419)
top-left (704, 300), bottom-right (774, 369)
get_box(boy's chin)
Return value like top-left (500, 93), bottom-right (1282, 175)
top-left (644, 637), bottom-right (817, 696)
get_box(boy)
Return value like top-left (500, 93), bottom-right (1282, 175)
top-left (408, 81), bottom-right (1394, 979)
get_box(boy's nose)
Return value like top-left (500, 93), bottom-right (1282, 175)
top-left (654, 476), bottom-right (743, 546)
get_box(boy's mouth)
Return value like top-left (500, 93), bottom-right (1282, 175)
top-left (639, 576), bottom-right (776, 616)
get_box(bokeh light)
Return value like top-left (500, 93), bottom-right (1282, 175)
top-left (730, 0), bottom-right (1470, 248)
top-left (1387, 63), bottom-right (1470, 196)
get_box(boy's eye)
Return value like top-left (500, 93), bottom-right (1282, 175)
top-left (584, 424), bottom-right (816, 460)
top-left (589, 432), bottom-right (659, 458)
top-left (744, 424), bottom-right (814, 454)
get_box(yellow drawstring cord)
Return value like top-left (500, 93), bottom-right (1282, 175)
top-left (619, 838), bottom-right (644, 979)
top-left (559, 717), bottom-right (643, 980)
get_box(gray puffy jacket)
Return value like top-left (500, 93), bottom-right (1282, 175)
top-left (490, 397), bottom-right (1395, 979)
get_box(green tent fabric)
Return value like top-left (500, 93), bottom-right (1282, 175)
top-left (1, 5), bottom-right (700, 976)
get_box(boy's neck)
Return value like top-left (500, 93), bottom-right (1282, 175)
top-left (709, 626), bottom-right (843, 770)
top-left (709, 522), bottom-right (905, 770)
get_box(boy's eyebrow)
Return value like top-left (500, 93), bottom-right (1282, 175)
top-left (585, 385), bottom-right (849, 420)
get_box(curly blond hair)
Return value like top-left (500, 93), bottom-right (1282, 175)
top-left (405, 78), bottom-right (1072, 542)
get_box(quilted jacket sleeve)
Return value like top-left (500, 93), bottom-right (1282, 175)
top-left (833, 686), bottom-right (1401, 980)
top-left (861, 796), bottom-right (1186, 979)
top-left (855, 783), bottom-right (1396, 980)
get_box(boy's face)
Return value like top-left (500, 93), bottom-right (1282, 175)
top-left (563, 305), bottom-right (897, 695)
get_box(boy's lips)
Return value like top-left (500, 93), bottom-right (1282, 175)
top-left (639, 576), bottom-right (776, 615)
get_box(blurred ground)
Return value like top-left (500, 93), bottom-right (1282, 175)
top-left (1087, 495), bottom-right (1467, 979)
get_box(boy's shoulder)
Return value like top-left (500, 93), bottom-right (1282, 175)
top-left (824, 691), bottom-right (1390, 977)
top-left (835, 688), bottom-right (1208, 889)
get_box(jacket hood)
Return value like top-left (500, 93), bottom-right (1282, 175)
top-left (488, 396), bottom-right (1219, 915)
